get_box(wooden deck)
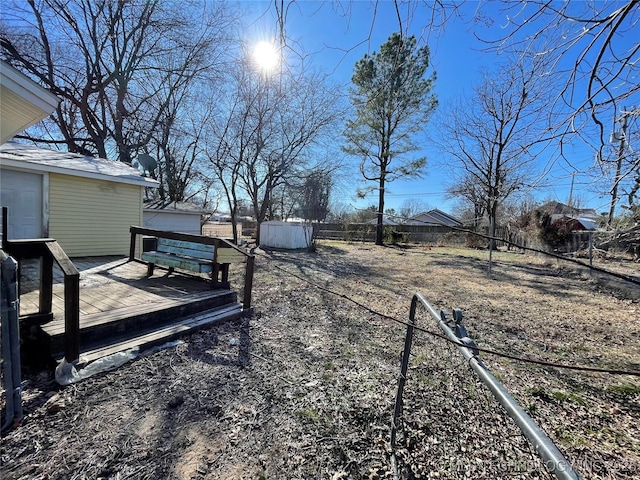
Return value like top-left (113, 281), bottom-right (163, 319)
top-left (19, 257), bottom-right (243, 363)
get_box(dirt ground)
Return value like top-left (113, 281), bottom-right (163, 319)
top-left (1, 241), bottom-right (639, 479)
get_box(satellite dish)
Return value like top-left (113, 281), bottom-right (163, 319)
top-left (137, 154), bottom-right (157, 175)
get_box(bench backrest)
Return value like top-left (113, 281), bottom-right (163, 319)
top-left (156, 238), bottom-right (215, 261)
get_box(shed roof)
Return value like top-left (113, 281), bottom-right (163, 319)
top-left (144, 200), bottom-right (208, 215)
top-left (550, 214), bottom-right (598, 231)
top-left (0, 141), bottom-right (158, 188)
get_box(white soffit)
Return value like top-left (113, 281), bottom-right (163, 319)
top-left (1, 61), bottom-right (59, 144)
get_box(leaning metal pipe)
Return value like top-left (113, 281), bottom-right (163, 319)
top-left (414, 292), bottom-right (583, 480)
top-left (1, 252), bottom-right (22, 432)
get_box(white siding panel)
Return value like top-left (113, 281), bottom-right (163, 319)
top-left (49, 173), bottom-right (142, 256)
top-left (143, 210), bottom-right (201, 235)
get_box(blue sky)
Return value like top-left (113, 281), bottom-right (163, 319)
top-left (241, 1), bottom-right (629, 217)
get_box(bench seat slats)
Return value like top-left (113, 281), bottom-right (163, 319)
top-left (157, 237), bottom-right (215, 251)
top-left (155, 244), bottom-right (215, 260)
top-left (156, 238), bottom-right (215, 260)
top-left (141, 237), bottom-right (246, 288)
top-left (142, 251), bottom-right (213, 274)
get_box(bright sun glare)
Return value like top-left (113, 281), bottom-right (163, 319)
top-left (253, 41), bottom-right (280, 72)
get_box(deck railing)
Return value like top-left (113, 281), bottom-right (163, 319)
top-left (2, 207), bottom-right (80, 362)
top-left (129, 226), bottom-right (255, 310)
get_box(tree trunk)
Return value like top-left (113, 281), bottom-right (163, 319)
top-left (488, 201), bottom-right (498, 251)
top-left (376, 176), bottom-right (385, 246)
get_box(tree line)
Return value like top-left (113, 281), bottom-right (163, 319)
top-left (0, 0), bottom-right (341, 244)
top-left (1, 0), bottom-right (638, 247)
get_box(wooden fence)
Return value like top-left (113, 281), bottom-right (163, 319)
top-left (312, 223), bottom-right (468, 245)
top-left (242, 219), bottom-right (619, 256)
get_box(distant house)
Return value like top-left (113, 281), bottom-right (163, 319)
top-left (0, 142), bottom-right (158, 256)
top-left (143, 200), bottom-right (207, 235)
top-left (209, 212), bottom-right (233, 223)
top-left (538, 201), bottom-right (599, 231)
top-left (405, 209), bottom-right (463, 227)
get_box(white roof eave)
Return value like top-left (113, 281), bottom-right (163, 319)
top-left (1, 157), bottom-right (158, 187)
top-left (1, 62), bottom-right (59, 113)
top-left (0, 142), bottom-right (159, 188)
top-left (143, 208), bottom-right (204, 215)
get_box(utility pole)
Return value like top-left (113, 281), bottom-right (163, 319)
top-left (567, 171), bottom-right (576, 209)
top-left (607, 111), bottom-right (629, 229)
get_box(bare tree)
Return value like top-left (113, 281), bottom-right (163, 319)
top-left (151, 107), bottom-right (208, 204)
top-left (474, 1), bottom-right (640, 151)
top-left (205, 75), bottom-right (250, 243)
top-left (398, 198), bottom-right (431, 220)
top-left (598, 109), bottom-right (640, 226)
top-left (206, 53), bottom-right (341, 244)
top-left (436, 58), bottom-right (554, 250)
top-left (1, 0), bottom-right (235, 168)
top-left (240, 71), bottom-right (340, 244)
top-left (446, 173), bottom-right (486, 229)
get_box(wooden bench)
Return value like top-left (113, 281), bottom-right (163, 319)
top-left (142, 238), bottom-right (229, 288)
top-left (130, 227), bottom-right (254, 308)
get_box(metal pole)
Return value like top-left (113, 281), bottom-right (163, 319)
top-left (419, 295), bottom-right (584, 480)
top-left (1, 252), bottom-right (22, 432)
top-left (488, 216), bottom-right (494, 273)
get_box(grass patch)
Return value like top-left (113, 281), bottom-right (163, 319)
top-left (609, 382), bottom-right (640, 398)
top-left (528, 387), bottom-right (588, 406)
top-left (297, 408), bottom-right (321, 423)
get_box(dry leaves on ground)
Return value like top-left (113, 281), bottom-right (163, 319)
top-left (1, 242), bottom-right (639, 479)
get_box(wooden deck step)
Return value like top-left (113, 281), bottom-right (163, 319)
top-left (66, 303), bottom-right (244, 363)
top-left (41, 289), bottom-right (238, 356)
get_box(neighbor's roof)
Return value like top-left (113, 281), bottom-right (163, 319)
top-left (551, 214), bottom-right (598, 231)
top-left (0, 141), bottom-right (158, 188)
top-left (366, 215), bottom-right (398, 225)
top-left (539, 201), bottom-right (597, 217)
top-left (407, 209), bottom-right (462, 227)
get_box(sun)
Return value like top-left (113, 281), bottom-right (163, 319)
top-left (253, 40), bottom-right (280, 72)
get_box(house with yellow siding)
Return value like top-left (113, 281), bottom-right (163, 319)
top-left (0, 141), bottom-right (158, 257)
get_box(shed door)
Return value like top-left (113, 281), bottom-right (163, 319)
top-left (1, 169), bottom-right (43, 239)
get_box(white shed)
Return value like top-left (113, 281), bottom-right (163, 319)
top-left (143, 200), bottom-right (206, 235)
top-left (260, 221), bottom-right (313, 250)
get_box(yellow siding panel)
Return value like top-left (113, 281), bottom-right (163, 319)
top-left (49, 173), bottom-right (142, 257)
